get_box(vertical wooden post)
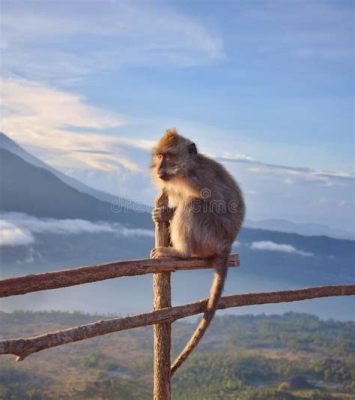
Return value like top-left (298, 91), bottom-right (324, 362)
top-left (153, 191), bottom-right (171, 400)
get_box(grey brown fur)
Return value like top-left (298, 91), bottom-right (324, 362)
top-left (150, 128), bottom-right (245, 375)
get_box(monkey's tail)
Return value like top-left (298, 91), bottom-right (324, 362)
top-left (170, 249), bottom-right (230, 376)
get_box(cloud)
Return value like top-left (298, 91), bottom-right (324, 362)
top-left (1, 79), bottom-right (122, 129)
top-left (218, 146), bottom-right (353, 234)
top-left (119, 228), bottom-right (154, 238)
top-left (0, 78), bottom-right (155, 173)
top-left (250, 241), bottom-right (313, 257)
top-left (1, 1), bottom-right (224, 80)
top-left (0, 221), bottom-right (34, 247)
top-left (223, 152), bottom-right (254, 162)
top-left (0, 213), bottom-right (154, 247)
top-left (219, 156), bottom-right (354, 186)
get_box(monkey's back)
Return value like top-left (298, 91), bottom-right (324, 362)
top-left (170, 154), bottom-right (245, 258)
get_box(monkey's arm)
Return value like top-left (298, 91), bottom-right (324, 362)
top-left (150, 203), bottom-right (177, 259)
top-left (152, 206), bottom-right (176, 223)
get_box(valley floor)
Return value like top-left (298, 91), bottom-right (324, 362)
top-left (0, 311), bottom-right (354, 399)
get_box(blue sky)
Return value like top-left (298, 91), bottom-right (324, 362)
top-left (0, 0), bottom-right (354, 233)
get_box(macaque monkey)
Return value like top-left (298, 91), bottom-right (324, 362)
top-left (150, 129), bottom-right (245, 375)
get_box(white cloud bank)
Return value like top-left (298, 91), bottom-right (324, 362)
top-left (0, 213), bottom-right (153, 247)
top-left (250, 241), bottom-right (313, 257)
top-left (0, 221), bottom-right (34, 247)
top-left (0, 79), bottom-right (155, 173)
top-left (218, 154), bottom-right (354, 234)
top-left (220, 156), bottom-right (354, 187)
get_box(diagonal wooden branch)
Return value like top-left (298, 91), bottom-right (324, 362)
top-left (0, 255), bottom-right (238, 298)
top-left (1, 284), bottom-right (354, 361)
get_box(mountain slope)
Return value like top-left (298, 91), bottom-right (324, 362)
top-left (0, 148), bottom-right (151, 227)
top-left (246, 218), bottom-right (355, 241)
top-left (0, 132), bottom-right (149, 211)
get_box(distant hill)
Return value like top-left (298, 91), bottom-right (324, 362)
top-left (246, 218), bottom-right (355, 241)
top-left (0, 148), bottom-right (151, 227)
top-left (0, 132), bottom-right (149, 212)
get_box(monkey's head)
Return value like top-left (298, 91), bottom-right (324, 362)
top-left (151, 128), bottom-right (198, 185)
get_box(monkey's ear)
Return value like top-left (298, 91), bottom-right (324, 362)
top-left (188, 142), bottom-right (197, 155)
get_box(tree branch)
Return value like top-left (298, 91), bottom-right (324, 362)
top-left (0, 284), bottom-right (353, 361)
top-left (153, 190), bottom-right (172, 399)
top-left (0, 255), bottom-right (238, 298)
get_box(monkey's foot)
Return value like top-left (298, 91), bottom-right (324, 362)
top-left (150, 247), bottom-right (180, 259)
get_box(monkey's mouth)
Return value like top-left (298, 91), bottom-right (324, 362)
top-left (158, 172), bottom-right (170, 181)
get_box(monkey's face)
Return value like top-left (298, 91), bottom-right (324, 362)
top-left (151, 130), bottom-right (198, 186)
top-left (152, 151), bottom-right (179, 182)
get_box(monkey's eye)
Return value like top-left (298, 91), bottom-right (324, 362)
top-left (157, 154), bottom-right (163, 161)
top-left (164, 152), bottom-right (174, 161)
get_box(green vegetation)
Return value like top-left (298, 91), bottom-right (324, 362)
top-left (0, 311), bottom-right (354, 399)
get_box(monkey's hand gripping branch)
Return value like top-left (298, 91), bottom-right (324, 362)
top-left (151, 193), bottom-right (176, 258)
top-left (152, 206), bottom-right (176, 223)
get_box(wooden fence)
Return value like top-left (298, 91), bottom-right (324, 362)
top-left (0, 196), bottom-right (354, 399)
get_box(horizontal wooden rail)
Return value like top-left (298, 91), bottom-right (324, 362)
top-left (1, 284), bottom-right (353, 361)
top-left (0, 254), bottom-right (238, 298)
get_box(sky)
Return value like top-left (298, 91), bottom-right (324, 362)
top-left (0, 0), bottom-right (354, 233)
